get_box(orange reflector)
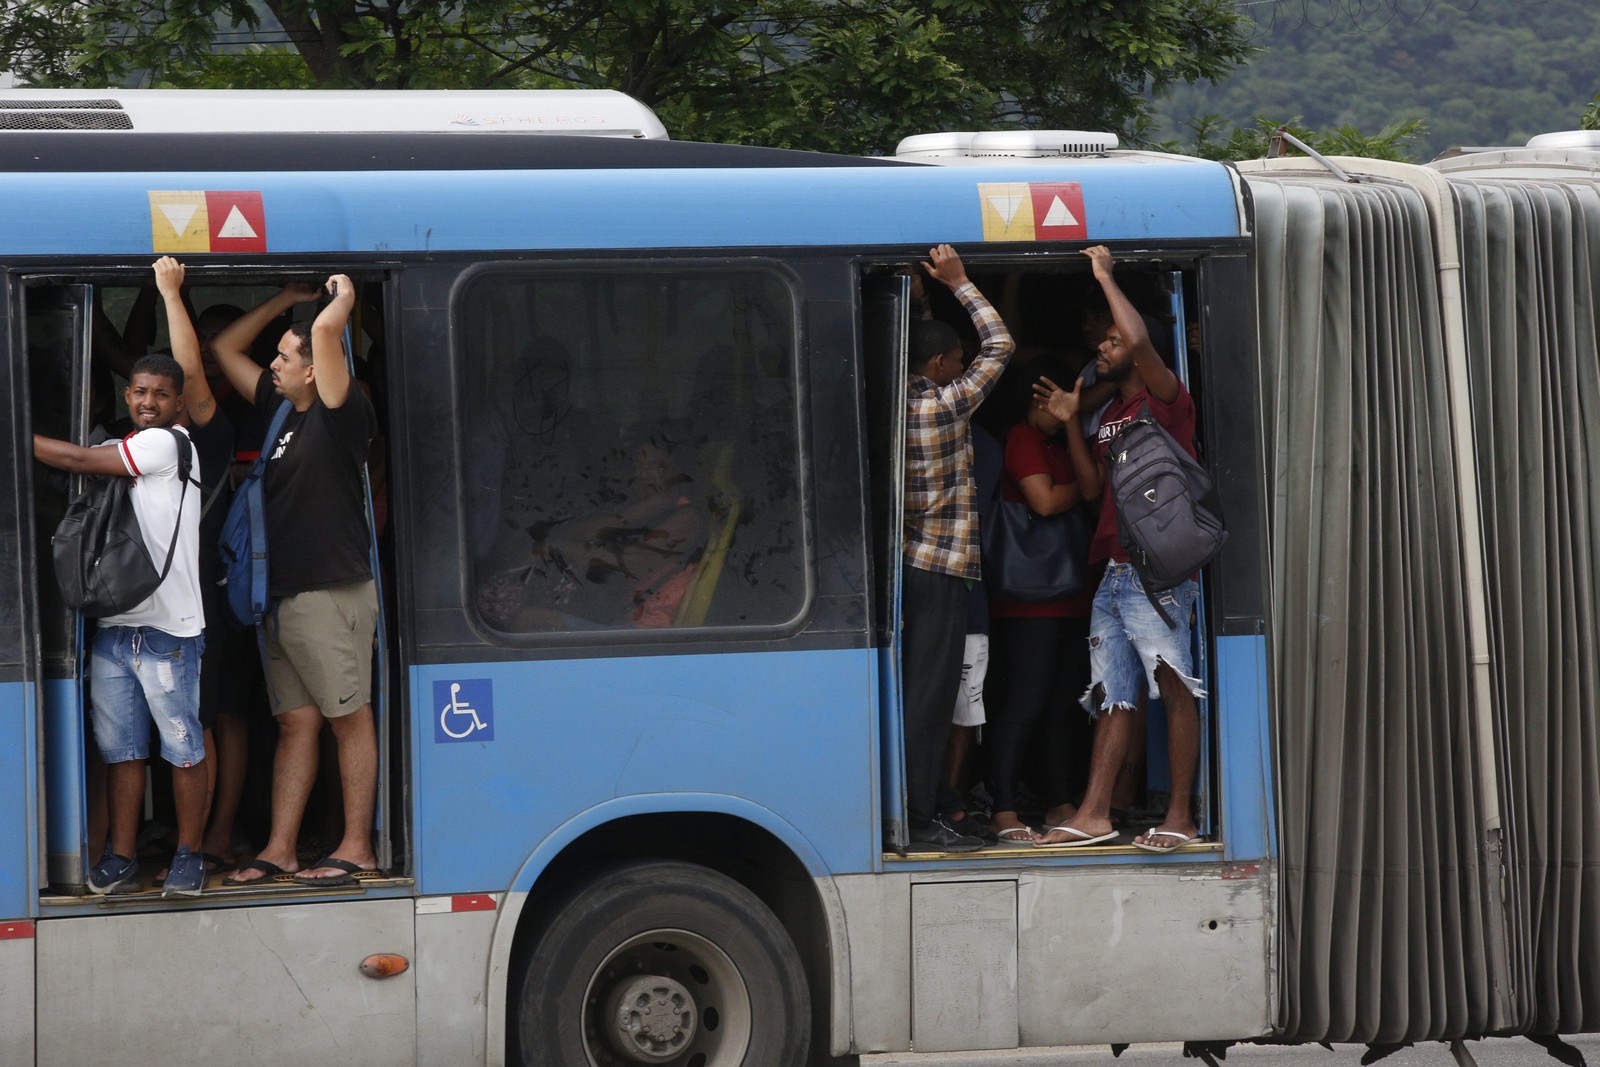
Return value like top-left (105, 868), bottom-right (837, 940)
top-left (359, 953), bottom-right (410, 979)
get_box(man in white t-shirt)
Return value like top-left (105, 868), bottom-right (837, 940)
top-left (34, 353), bottom-right (209, 897)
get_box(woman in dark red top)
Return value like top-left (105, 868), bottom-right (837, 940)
top-left (985, 369), bottom-right (1095, 844)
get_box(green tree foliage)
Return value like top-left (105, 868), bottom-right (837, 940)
top-left (1584, 93), bottom-right (1600, 132)
top-left (1171, 113), bottom-right (1427, 162)
top-left (0, 0), bottom-right (1257, 154)
top-left (1151, 0), bottom-right (1600, 160)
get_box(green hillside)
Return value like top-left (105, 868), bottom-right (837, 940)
top-left (1152, 0), bottom-right (1600, 160)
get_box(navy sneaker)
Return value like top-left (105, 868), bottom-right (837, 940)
top-left (87, 849), bottom-right (140, 895)
top-left (162, 846), bottom-right (205, 898)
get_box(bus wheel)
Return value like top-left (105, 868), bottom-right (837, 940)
top-left (517, 860), bottom-right (810, 1067)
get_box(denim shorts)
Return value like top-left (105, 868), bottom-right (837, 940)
top-left (89, 626), bottom-right (206, 766)
top-left (1081, 563), bottom-right (1206, 717)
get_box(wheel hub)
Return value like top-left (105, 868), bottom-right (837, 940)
top-left (602, 974), bottom-right (698, 1062)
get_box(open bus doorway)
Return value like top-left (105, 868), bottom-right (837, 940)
top-left (863, 252), bottom-right (1219, 857)
top-left (19, 267), bottom-right (405, 902)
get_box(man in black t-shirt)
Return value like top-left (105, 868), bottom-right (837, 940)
top-left (210, 275), bottom-right (382, 889)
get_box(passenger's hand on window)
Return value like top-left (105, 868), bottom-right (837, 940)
top-left (1083, 245), bottom-right (1115, 281)
top-left (282, 281), bottom-right (322, 304)
top-left (324, 274), bottom-right (355, 307)
top-left (920, 244), bottom-right (969, 292)
top-left (152, 256), bottom-right (184, 297)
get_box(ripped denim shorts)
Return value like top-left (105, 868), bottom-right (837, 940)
top-left (1081, 563), bottom-right (1205, 718)
top-left (89, 625), bottom-right (205, 766)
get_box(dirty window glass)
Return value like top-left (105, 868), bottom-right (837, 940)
top-left (459, 267), bottom-right (805, 635)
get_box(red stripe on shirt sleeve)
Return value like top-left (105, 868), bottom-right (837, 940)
top-left (118, 435), bottom-right (142, 476)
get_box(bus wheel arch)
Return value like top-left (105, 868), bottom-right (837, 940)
top-left (504, 812), bottom-right (852, 1066)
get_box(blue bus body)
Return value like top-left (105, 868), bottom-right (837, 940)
top-left (40, 98), bottom-right (1600, 1064)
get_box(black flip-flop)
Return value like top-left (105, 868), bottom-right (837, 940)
top-left (292, 857), bottom-right (382, 888)
top-left (222, 858), bottom-right (290, 887)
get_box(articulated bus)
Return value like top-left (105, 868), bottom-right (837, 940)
top-left (0, 90), bottom-right (1595, 1066)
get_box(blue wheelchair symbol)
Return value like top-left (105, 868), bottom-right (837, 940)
top-left (434, 679), bottom-right (494, 743)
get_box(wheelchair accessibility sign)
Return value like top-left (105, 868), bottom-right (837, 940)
top-left (434, 679), bottom-right (494, 743)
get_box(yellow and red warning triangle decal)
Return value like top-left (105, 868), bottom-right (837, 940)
top-left (978, 182), bottom-right (1087, 242)
top-left (149, 190), bottom-right (267, 253)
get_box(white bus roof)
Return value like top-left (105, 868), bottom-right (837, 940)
top-left (0, 88), bottom-right (669, 139)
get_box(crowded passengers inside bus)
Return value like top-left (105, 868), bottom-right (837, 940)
top-left (27, 242), bottom-right (1212, 898)
top-left (881, 244), bottom-right (1216, 859)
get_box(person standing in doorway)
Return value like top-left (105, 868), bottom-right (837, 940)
top-left (35, 354), bottom-right (209, 896)
top-left (211, 276), bottom-right (382, 887)
top-left (899, 244), bottom-right (1015, 851)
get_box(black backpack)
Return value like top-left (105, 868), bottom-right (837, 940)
top-left (1105, 403), bottom-right (1226, 626)
top-left (51, 428), bottom-right (198, 618)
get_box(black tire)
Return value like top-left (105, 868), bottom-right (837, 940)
top-left (515, 860), bottom-right (811, 1067)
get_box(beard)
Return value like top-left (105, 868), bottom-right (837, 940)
top-left (1099, 357), bottom-right (1134, 384)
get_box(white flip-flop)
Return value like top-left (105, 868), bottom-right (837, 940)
top-left (1032, 825), bottom-right (1118, 849)
top-left (1131, 829), bottom-right (1193, 853)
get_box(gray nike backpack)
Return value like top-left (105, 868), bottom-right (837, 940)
top-left (1105, 403), bottom-right (1226, 627)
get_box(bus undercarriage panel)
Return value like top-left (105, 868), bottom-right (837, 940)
top-left (835, 862), bottom-right (1274, 1053)
top-left (35, 899), bottom-right (416, 1066)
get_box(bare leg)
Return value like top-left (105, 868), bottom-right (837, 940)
top-left (1033, 700), bottom-right (1131, 844)
top-left (942, 724), bottom-right (972, 795)
top-left (1133, 663), bottom-right (1200, 850)
top-left (226, 704), bottom-right (320, 882)
top-left (1040, 800), bottom-right (1078, 827)
top-left (170, 761), bottom-right (208, 852)
top-left (296, 705), bottom-right (378, 880)
top-left (201, 713), bottom-right (248, 861)
top-left (104, 759), bottom-right (146, 860)
top-left (85, 746), bottom-right (108, 860)
top-left (942, 724), bottom-right (975, 815)
top-left (1111, 693), bottom-right (1147, 812)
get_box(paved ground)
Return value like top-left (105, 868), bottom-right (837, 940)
top-left (865, 1032), bottom-right (1600, 1066)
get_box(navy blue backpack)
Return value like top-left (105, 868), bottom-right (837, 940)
top-left (218, 400), bottom-right (290, 627)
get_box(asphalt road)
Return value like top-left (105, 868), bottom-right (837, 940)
top-left (865, 1033), bottom-right (1600, 1066)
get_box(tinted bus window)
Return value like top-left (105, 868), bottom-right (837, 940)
top-left (458, 267), bottom-right (805, 636)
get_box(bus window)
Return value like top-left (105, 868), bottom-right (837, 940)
top-left (457, 266), bottom-right (805, 637)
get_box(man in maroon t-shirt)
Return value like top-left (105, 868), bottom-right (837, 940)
top-left (1030, 246), bottom-right (1208, 853)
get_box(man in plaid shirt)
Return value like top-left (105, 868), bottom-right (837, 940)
top-left (901, 244), bottom-right (1014, 851)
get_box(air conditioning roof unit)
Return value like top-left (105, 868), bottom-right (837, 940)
top-left (893, 132), bottom-right (978, 160)
top-left (967, 130), bottom-right (1119, 157)
top-left (1526, 130), bottom-right (1600, 150)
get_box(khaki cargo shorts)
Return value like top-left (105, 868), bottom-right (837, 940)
top-left (263, 579), bottom-right (378, 718)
